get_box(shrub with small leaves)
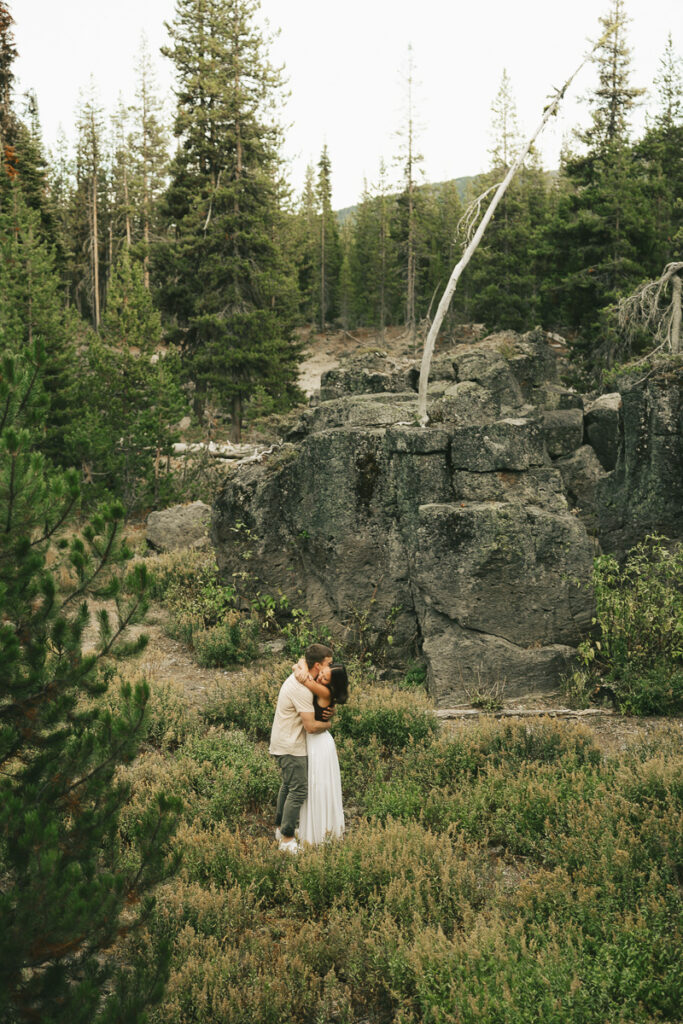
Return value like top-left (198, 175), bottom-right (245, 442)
top-left (569, 535), bottom-right (683, 715)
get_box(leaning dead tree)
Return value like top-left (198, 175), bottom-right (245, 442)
top-left (416, 23), bottom-right (621, 426)
top-left (617, 262), bottom-right (683, 358)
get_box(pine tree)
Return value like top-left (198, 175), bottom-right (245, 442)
top-left (0, 340), bottom-right (180, 1023)
top-left (635, 34), bottom-right (683, 266)
top-left (419, 180), bottom-right (465, 330)
top-left (157, 0), bottom-right (300, 441)
top-left (488, 68), bottom-right (521, 172)
top-left (68, 249), bottom-right (185, 512)
top-left (352, 164), bottom-right (399, 333)
top-left (110, 97), bottom-right (135, 252)
top-left (0, 184), bottom-right (76, 463)
top-left (545, 1), bottom-right (651, 357)
top-left (463, 71), bottom-right (549, 331)
top-left (337, 218), bottom-right (354, 330)
top-left (73, 80), bottom-right (110, 328)
top-left (130, 35), bottom-right (170, 288)
top-left (293, 162), bottom-right (319, 322)
top-left (315, 144), bottom-right (341, 329)
top-left (394, 44), bottom-right (424, 340)
top-left (0, 0), bottom-right (18, 177)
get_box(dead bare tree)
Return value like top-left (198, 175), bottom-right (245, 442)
top-left (617, 262), bottom-right (683, 358)
top-left (416, 21), bottom-right (621, 426)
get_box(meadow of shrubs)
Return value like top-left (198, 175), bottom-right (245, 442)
top-left (110, 659), bottom-right (683, 1024)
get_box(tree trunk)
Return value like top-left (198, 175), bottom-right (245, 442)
top-left (92, 173), bottom-right (100, 330)
top-left (230, 394), bottom-right (242, 443)
top-left (320, 212), bottom-right (326, 332)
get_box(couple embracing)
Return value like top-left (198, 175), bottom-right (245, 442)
top-left (269, 643), bottom-right (348, 854)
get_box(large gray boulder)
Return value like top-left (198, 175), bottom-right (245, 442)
top-left (542, 408), bottom-right (585, 459)
top-left (147, 501), bottom-right (212, 552)
top-left (453, 348), bottom-right (525, 410)
top-left (584, 393), bottom-right (622, 471)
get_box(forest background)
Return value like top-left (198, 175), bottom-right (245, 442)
top-left (1, 0), bottom-right (681, 497)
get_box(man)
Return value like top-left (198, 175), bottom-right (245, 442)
top-left (269, 643), bottom-right (333, 853)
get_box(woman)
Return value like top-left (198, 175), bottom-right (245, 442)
top-left (293, 659), bottom-right (348, 845)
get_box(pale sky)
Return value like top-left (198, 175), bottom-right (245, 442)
top-left (12, 0), bottom-right (681, 209)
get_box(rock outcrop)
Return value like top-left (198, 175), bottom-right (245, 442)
top-left (147, 501), bottom-right (212, 552)
top-left (211, 335), bottom-right (683, 703)
top-left (596, 367), bottom-right (683, 554)
top-left (213, 332), bottom-right (599, 704)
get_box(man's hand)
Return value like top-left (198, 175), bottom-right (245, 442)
top-left (321, 705), bottom-right (335, 721)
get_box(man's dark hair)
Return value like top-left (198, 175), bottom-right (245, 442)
top-left (329, 664), bottom-right (349, 705)
top-left (304, 643), bottom-right (333, 669)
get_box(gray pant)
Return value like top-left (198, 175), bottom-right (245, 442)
top-left (274, 754), bottom-right (308, 839)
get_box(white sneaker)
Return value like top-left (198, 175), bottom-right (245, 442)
top-left (278, 837), bottom-right (299, 854)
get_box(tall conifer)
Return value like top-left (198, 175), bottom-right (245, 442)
top-left (0, 340), bottom-right (179, 1022)
top-left (545, 0), bottom-right (651, 359)
top-left (157, 0), bottom-right (299, 440)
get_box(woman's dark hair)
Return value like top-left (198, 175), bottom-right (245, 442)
top-left (328, 664), bottom-right (349, 705)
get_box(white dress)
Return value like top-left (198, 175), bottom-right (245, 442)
top-left (298, 729), bottom-right (345, 845)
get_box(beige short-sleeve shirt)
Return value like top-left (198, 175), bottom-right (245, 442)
top-left (269, 673), bottom-right (314, 757)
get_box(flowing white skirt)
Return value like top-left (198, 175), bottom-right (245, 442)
top-left (298, 730), bottom-right (345, 846)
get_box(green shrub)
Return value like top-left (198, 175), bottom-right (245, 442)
top-left (202, 663), bottom-right (288, 740)
top-left (149, 548), bottom-right (239, 632)
top-left (193, 616), bottom-right (260, 668)
top-left (180, 727), bottom-right (279, 824)
top-left (336, 685), bottom-right (438, 750)
top-left (612, 664), bottom-right (683, 717)
top-left (569, 536), bottom-right (683, 715)
top-left (280, 606), bottom-right (333, 659)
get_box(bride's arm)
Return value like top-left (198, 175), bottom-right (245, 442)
top-left (293, 659), bottom-right (332, 702)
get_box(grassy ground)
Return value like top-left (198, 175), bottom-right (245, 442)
top-left (110, 659), bottom-right (683, 1024)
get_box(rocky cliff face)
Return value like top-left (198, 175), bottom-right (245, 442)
top-left (595, 367), bottom-right (683, 555)
top-left (212, 336), bottom-right (683, 704)
top-left (213, 332), bottom-right (590, 703)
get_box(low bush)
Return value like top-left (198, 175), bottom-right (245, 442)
top-left (568, 535), bottom-right (683, 715)
top-left (201, 663), bottom-right (288, 740)
top-left (193, 616), bottom-right (260, 668)
top-left (335, 685), bottom-right (438, 750)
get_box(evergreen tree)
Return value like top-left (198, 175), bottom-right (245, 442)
top-left (545, 1), bottom-right (651, 359)
top-left (394, 44), bottom-right (424, 340)
top-left (110, 97), bottom-right (135, 252)
top-left (293, 162), bottom-right (319, 322)
top-left (0, 184), bottom-right (76, 463)
top-left (130, 35), bottom-right (170, 288)
top-left (635, 33), bottom-right (683, 266)
top-left (337, 218), bottom-right (354, 330)
top-left (464, 72), bottom-right (549, 330)
top-left (488, 68), bottom-right (521, 170)
top-left (73, 80), bottom-right (110, 328)
top-left (0, 0), bottom-right (18, 175)
top-left (68, 249), bottom-right (185, 512)
top-left (315, 144), bottom-right (341, 329)
top-left (157, 0), bottom-right (300, 440)
top-left (419, 180), bottom-right (465, 332)
top-left (0, 340), bottom-right (180, 1023)
top-left (352, 163), bottom-right (399, 333)
top-left (0, 8), bottom-right (54, 238)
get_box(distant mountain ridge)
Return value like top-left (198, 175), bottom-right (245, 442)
top-left (335, 174), bottom-right (475, 224)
